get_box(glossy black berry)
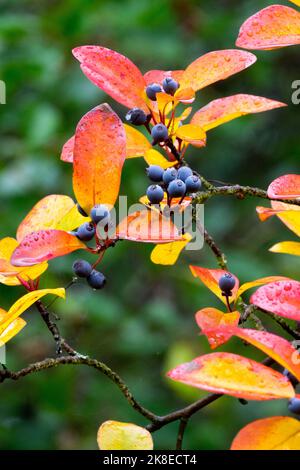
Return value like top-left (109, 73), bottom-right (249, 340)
top-left (167, 179), bottom-right (186, 198)
top-left (87, 270), bottom-right (106, 289)
top-left (162, 77), bottom-right (179, 95)
top-left (218, 273), bottom-right (236, 294)
top-left (283, 368), bottom-right (299, 387)
top-left (288, 397), bottom-right (300, 415)
top-left (76, 222), bottom-right (95, 241)
top-left (151, 124), bottom-right (169, 145)
top-left (146, 165), bottom-right (164, 182)
top-left (72, 259), bottom-right (92, 278)
top-left (177, 166), bottom-right (193, 182)
top-left (163, 168), bottom-right (177, 185)
top-left (91, 204), bottom-right (111, 225)
top-left (146, 83), bottom-right (162, 101)
top-left (125, 108), bottom-right (148, 126)
top-left (185, 175), bottom-right (202, 193)
top-left (76, 203), bottom-right (88, 217)
top-left (146, 184), bottom-right (164, 204)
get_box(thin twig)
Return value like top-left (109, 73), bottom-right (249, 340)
top-left (176, 417), bottom-right (189, 450)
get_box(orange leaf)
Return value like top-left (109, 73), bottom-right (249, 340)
top-left (17, 195), bottom-right (88, 242)
top-left (190, 266), bottom-right (239, 305)
top-left (61, 135), bottom-right (74, 163)
top-left (270, 241), bottom-right (300, 257)
top-left (72, 46), bottom-right (147, 110)
top-left (250, 280), bottom-right (300, 321)
top-left (180, 50), bottom-right (256, 92)
top-left (257, 201), bottom-right (300, 236)
top-left (267, 174), bottom-right (300, 200)
top-left (175, 124), bottom-right (206, 147)
top-left (191, 94), bottom-right (286, 131)
top-left (73, 104), bottom-right (126, 213)
top-left (231, 416), bottom-right (300, 450)
top-left (236, 5), bottom-right (300, 50)
top-left (195, 308), bottom-right (240, 348)
top-left (167, 352), bottom-right (294, 400)
top-left (116, 210), bottom-right (184, 243)
top-left (125, 124), bottom-right (151, 158)
top-left (11, 230), bottom-right (86, 266)
top-left (144, 69), bottom-right (184, 86)
top-left (236, 276), bottom-right (289, 301)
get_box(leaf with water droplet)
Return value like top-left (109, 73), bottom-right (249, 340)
top-left (251, 280), bottom-right (300, 320)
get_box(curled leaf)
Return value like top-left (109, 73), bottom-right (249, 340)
top-left (267, 174), bottom-right (300, 200)
top-left (97, 420), bottom-right (153, 450)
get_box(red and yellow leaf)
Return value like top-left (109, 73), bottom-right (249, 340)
top-left (231, 416), bottom-right (300, 450)
top-left (11, 230), bottom-right (86, 266)
top-left (270, 241), bottom-right (300, 257)
top-left (17, 195), bottom-right (88, 242)
top-left (180, 50), bottom-right (256, 92)
top-left (150, 233), bottom-right (192, 265)
top-left (190, 266), bottom-right (239, 305)
top-left (236, 276), bottom-right (289, 301)
top-left (97, 421), bottom-right (153, 450)
top-left (140, 193), bottom-right (192, 213)
top-left (116, 210), bottom-right (184, 243)
top-left (0, 237), bottom-right (48, 286)
top-left (191, 94), bottom-right (286, 131)
top-left (257, 201), bottom-right (300, 236)
top-left (61, 135), bottom-right (75, 163)
top-left (267, 174), bottom-right (300, 200)
top-left (236, 5), bottom-right (300, 50)
top-left (144, 70), bottom-right (184, 86)
top-left (125, 124), bottom-right (151, 158)
top-left (195, 308), bottom-right (240, 348)
top-left (0, 287), bottom-right (65, 336)
top-left (175, 124), bottom-right (206, 147)
top-left (167, 352), bottom-right (294, 400)
top-left (72, 46), bottom-right (147, 110)
top-left (73, 104), bottom-right (126, 213)
top-left (250, 280), bottom-right (300, 321)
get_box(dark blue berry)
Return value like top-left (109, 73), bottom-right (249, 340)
top-left (167, 179), bottom-right (186, 198)
top-left (91, 204), bottom-right (111, 225)
top-left (162, 77), bottom-right (179, 95)
top-left (125, 108), bottom-right (148, 126)
top-left (163, 168), bottom-right (177, 185)
top-left (76, 203), bottom-right (88, 217)
top-left (76, 222), bottom-right (95, 241)
top-left (146, 165), bottom-right (164, 182)
top-left (151, 124), bottom-right (169, 145)
top-left (185, 175), bottom-right (202, 193)
top-left (177, 166), bottom-right (193, 182)
top-left (146, 83), bottom-right (162, 101)
top-left (288, 397), bottom-right (300, 415)
top-left (87, 270), bottom-right (106, 289)
top-left (146, 184), bottom-right (164, 204)
top-left (283, 369), bottom-right (299, 387)
top-left (72, 259), bottom-right (92, 278)
top-left (218, 273), bottom-right (236, 294)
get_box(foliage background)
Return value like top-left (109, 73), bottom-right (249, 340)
top-left (0, 0), bottom-right (299, 450)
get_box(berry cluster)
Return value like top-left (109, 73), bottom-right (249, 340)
top-left (145, 165), bottom-right (202, 205)
top-left (71, 203), bottom-right (111, 289)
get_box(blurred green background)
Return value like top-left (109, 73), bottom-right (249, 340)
top-left (0, 0), bottom-right (299, 450)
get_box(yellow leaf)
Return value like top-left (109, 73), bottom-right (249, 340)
top-left (97, 421), bottom-right (153, 450)
top-left (231, 416), bottom-right (300, 450)
top-left (150, 233), bottom-right (192, 265)
top-left (0, 318), bottom-right (26, 346)
top-left (125, 124), bottom-right (151, 158)
top-left (175, 124), bottom-right (206, 147)
top-left (144, 149), bottom-right (176, 169)
top-left (0, 288), bottom-right (65, 335)
top-left (269, 241), bottom-right (300, 256)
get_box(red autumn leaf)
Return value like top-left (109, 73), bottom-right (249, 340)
top-left (61, 136), bottom-right (75, 163)
top-left (191, 94), bottom-right (286, 131)
top-left (11, 230), bottom-right (86, 266)
top-left (195, 308), bottom-right (240, 348)
top-left (167, 352), bottom-right (294, 400)
top-left (190, 266), bottom-right (239, 305)
top-left (250, 280), bottom-right (300, 321)
top-left (236, 5), bottom-right (300, 50)
top-left (116, 210), bottom-right (184, 243)
top-left (267, 174), bottom-right (300, 200)
top-left (180, 50), bottom-right (256, 92)
top-left (72, 46), bottom-right (147, 110)
top-left (143, 70), bottom-right (184, 86)
top-left (73, 104), bottom-right (126, 213)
